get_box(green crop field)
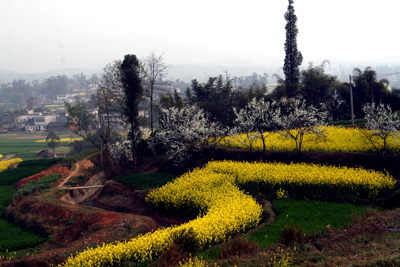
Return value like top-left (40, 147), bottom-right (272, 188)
top-left (0, 158), bottom-right (64, 252)
top-left (0, 139), bottom-right (69, 158)
top-left (0, 186), bottom-right (47, 252)
top-left (0, 131), bottom-right (78, 158)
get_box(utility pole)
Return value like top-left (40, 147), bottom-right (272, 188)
top-left (349, 75), bottom-right (355, 126)
top-left (370, 79), bottom-right (373, 103)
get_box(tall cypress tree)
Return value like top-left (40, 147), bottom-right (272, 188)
top-left (120, 54), bottom-right (143, 169)
top-left (283, 0), bottom-right (303, 97)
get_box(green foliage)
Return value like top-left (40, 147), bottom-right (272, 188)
top-left (249, 199), bottom-right (368, 248)
top-left (14, 173), bottom-right (62, 198)
top-left (197, 246), bottom-right (221, 261)
top-left (0, 187), bottom-right (47, 252)
top-left (0, 218), bottom-right (47, 252)
top-left (0, 166), bottom-right (49, 186)
top-left (121, 54), bottom-right (144, 151)
top-left (38, 173), bottom-right (62, 184)
top-left (18, 158), bottom-right (63, 168)
top-left (0, 159), bottom-right (62, 186)
top-left (113, 172), bottom-right (176, 190)
top-left (299, 61), bottom-right (338, 107)
top-left (13, 180), bottom-right (39, 198)
top-left (0, 186), bottom-right (16, 211)
top-left (283, 0), bottom-right (303, 97)
top-left (46, 131), bottom-right (60, 154)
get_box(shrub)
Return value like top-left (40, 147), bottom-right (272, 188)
top-left (219, 236), bottom-right (259, 259)
top-left (281, 224), bottom-right (305, 246)
top-left (14, 173), bottom-right (62, 198)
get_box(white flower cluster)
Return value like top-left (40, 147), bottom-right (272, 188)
top-left (232, 96), bottom-right (328, 153)
top-left (362, 102), bottom-right (400, 153)
top-left (108, 139), bottom-right (133, 165)
top-left (149, 106), bottom-right (226, 165)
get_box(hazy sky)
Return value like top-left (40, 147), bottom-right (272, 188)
top-left (1, 0), bottom-right (399, 73)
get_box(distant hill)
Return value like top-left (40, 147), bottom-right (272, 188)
top-left (1, 54), bottom-right (399, 84)
top-left (0, 68), bottom-right (102, 84)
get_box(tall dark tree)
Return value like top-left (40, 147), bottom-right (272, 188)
top-left (352, 67), bottom-right (390, 118)
top-left (120, 54), bottom-right (143, 170)
top-left (46, 131), bottom-right (60, 156)
top-left (283, 0), bottom-right (303, 97)
top-left (299, 61), bottom-right (338, 107)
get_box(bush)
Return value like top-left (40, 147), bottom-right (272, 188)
top-left (281, 223), bottom-right (305, 246)
top-left (38, 173), bottom-right (62, 185)
top-left (14, 173), bottom-right (62, 198)
top-left (219, 236), bottom-right (259, 259)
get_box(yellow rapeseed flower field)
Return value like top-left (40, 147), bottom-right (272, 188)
top-left (0, 158), bottom-right (23, 173)
top-left (35, 138), bottom-right (83, 143)
top-left (219, 126), bottom-right (400, 153)
top-left (59, 160), bottom-right (394, 267)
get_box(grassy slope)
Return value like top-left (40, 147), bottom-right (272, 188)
top-left (0, 159), bottom-right (66, 253)
top-left (249, 199), bottom-right (369, 248)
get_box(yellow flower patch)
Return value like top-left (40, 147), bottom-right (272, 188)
top-left (35, 138), bottom-right (83, 143)
top-left (0, 158), bottom-right (23, 173)
top-left (59, 160), bottom-right (394, 266)
top-left (219, 126), bottom-right (400, 153)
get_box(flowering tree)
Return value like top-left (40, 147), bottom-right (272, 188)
top-left (233, 98), bottom-right (280, 155)
top-left (277, 97), bottom-right (327, 153)
top-left (361, 102), bottom-right (400, 153)
top-left (321, 89), bottom-right (347, 121)
top-left (149, 106), bottom-right (226, 165)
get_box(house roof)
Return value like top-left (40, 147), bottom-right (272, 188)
top-left (2, 122), bottom-right (26, 129)
top-left (47, 121), bottom-right (68, 128)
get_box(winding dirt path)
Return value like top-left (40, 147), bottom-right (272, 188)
top-left (57, 161), bottom-right (82, 188)
top-left (57, 154), bottom-right (97, 188)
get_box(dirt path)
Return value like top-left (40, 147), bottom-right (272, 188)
top-left (1, 154), bottom-right (15, 161)
top-left (57, 152), bottom-right (98, 188)
top-left (57, 161), bottom-right (82, 188)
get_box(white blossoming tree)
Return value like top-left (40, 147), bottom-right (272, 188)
top-left (321, 89), bottom-right (347, 122)
top-left (149, 106), bottom-right (226, 165)
top-left (276, 97), bottom-right (328, 153)
top-left (233, 98), bottom-right (280, 155)
top-left (361, 102), bottom-right (400, 153)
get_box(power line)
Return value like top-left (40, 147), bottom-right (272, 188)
top-left (377, 72), bottom-right (400, 78)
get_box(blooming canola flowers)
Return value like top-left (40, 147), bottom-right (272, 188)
top-left (0, 158), bottom-right (22, 173)
top-left (35, 138), bottom-right (83, 143)
top-left (59, 160), bottom-right (394, 266)
top-left (219, 126), bottom-right (400, 153)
